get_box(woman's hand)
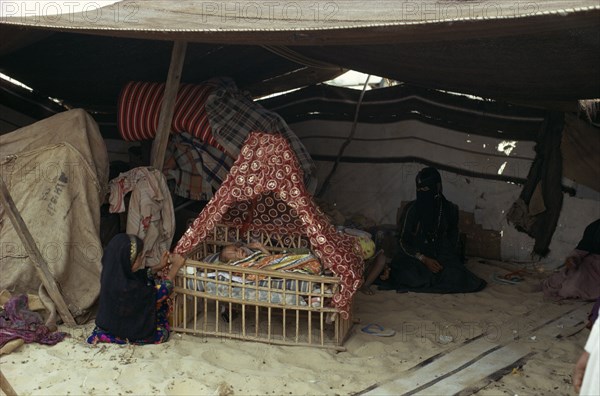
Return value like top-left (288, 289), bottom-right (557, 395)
top-left (158, 251), bottom-right (171, 270)
top-left (150, 251), bottom-right (172, 274)
top-left (169, 253), bottom-right (186, 269)
top-left (422, 256), bottom-right (443, 273)
top-left (164, 253), bottom-right (187, 281)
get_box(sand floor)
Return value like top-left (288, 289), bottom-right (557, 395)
top-left (0, 259), bottom-right (593, 396)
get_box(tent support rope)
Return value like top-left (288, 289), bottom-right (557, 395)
top-left (317, 75), bottom-right (371, 198)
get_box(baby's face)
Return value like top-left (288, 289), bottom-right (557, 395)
top-left (221, 245), bottom-right (247, 262)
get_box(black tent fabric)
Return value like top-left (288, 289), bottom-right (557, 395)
top-left (0, 0), bottom-right (599, 115)
top-left (508, 112), bottom-right (565, 257)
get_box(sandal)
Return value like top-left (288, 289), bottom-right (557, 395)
top-left (360, 323), bottom-right (396, 337)
top-left (492, 273), bottom-right (522, 285)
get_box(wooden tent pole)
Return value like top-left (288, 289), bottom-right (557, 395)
top-left (0, 176), bottom-right (76, 327)
top-left (0, 370), bottom-right (18, 396)
top-left (150, 40), bottom-right (188, 170)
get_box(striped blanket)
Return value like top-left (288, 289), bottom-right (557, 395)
top-left (229, 251), bottom-right (322, 280)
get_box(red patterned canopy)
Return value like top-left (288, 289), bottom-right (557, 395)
top-left (174, 132), bottom-right (363, 318)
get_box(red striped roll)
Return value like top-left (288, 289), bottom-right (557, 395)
top-left (117, 81), bottom-right (219, 149)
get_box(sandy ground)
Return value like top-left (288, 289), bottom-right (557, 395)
top-left (0, 259), bottom-right (594, 396)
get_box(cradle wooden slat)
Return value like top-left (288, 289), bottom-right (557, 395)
top-left (172, 224), bottom-right (353, 350)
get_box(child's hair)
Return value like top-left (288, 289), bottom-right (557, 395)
top-left (219, 242), bottom-right (243, 262)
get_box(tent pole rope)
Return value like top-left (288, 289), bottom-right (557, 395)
top-left (317, 75), bottom-right (371, 198)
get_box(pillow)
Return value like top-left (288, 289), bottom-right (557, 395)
top-left (339, 227), bottom-right (375, 260)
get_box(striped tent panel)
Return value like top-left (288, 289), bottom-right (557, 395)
top-left (259, 84), bottom-right (548, 184)
top-left (261, 84), bottom-right (547, 141)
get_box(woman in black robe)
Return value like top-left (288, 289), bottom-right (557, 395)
top-left (389, 167), bottom-right (486, 293)
top-left (87, 234), bottom-right (186, 344)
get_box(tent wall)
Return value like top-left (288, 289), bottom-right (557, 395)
top-left (263, 85), bottom-right (600, 269)
top-left (307, 161), bottom-right (599, 268)
top-left (290, 119), bottom-right (536, 182)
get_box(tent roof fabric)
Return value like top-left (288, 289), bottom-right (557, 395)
top-left (0, 35), bottom-right (345, 109)
top-left (174, 132), bottom-right (364, 318)
top-left (0, 0), bottom-right (599, 109)
top-left (1, 1), bottom-right (598, 43)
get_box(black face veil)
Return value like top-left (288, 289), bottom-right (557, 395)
top-left (415, 167), bottom-right (443, 233)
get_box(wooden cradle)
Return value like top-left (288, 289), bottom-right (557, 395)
top-left (172, 224), bottom-right (354, 350)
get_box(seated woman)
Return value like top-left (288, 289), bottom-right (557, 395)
top-left (87, 234), bottom-right (186, 345)
top-left (386, 167), bottom-right (486, 293)
top-left (542, 218), bottom-right (600, 301)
